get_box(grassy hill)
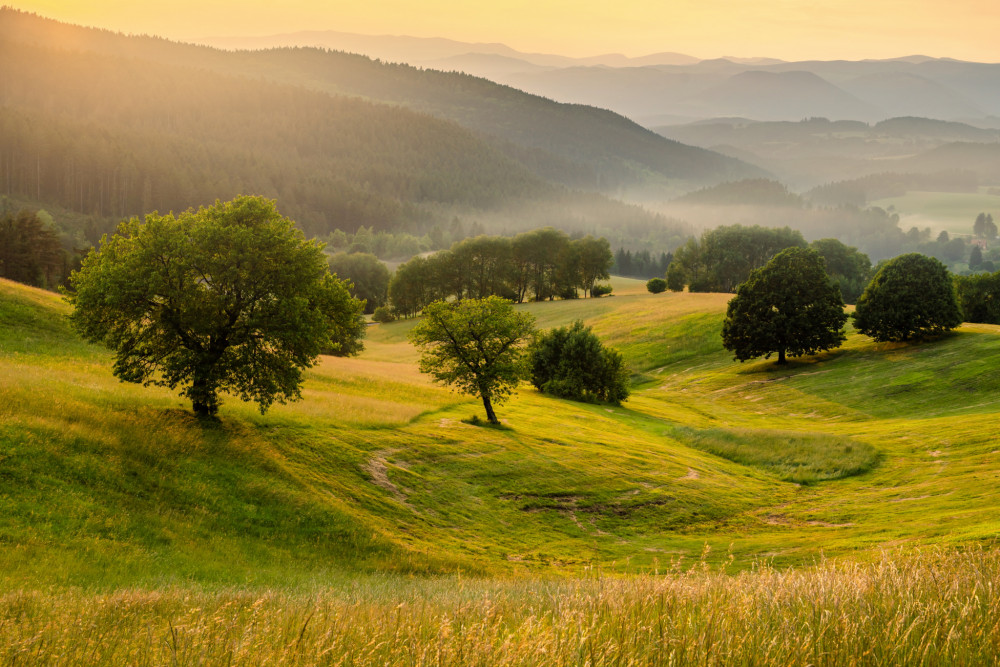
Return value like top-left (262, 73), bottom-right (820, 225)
top-left (5, 276), bottom-right (1000, 590)
top-left (6, 277), bottom-right (1000, 662)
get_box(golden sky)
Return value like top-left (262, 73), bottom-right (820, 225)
top-left (10, 0), bottom-right (1000, 61)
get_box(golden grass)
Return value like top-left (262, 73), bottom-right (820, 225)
top-left (3, 547), bottom-right (999, 665)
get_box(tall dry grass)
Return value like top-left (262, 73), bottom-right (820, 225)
top-left (3, 547), bottom-right (999, 665)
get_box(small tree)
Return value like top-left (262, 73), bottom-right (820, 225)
top-left (970, 244), bottom-right (984, 270)
top-left (853, 253), bottom-right (962, 342)
top-left (409, 296), bottom-right (535, 424)
top-left (646, 277), bottom-right (667, 293)
top-left (67, 196), bottom-right (366, 416)
top-left (530, 321), bottom-right (630, 404)
top-left (722, 247), bottom-right (847, 364)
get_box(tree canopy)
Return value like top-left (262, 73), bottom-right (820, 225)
top-left (852, 253), bottom-right (962, 342)
top-left (328, 252), bottom-right (391, 314)
top-left (670, 225), bottom-right (807, 293)
top-left (530, 321), bottom-right (630, 405)
top-left (808, 238), bottom-right (872, 304)
top-left (722, 247), bottom-right (848, 364)
top-left (408, 296), bottom-right (535, 424)
top-left (67, 196), bottom-right (365, 416)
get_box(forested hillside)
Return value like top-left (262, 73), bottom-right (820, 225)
top-left (0, 8), bottom-right (759, 224)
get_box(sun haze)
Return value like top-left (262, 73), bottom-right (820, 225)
top-left (10, 0), bottom-right (1000, 62)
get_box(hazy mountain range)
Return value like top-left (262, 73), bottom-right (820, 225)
top-left (197, 31), bottom-right (1000, 127)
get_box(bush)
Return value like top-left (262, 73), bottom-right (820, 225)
top-left (646, 277), bottom-right (667, 293)
top-left (372, 305), bottom-right (397, 323)
top-left (530, 321), bottom-right (630, 404)
top-left (591, 284), bottom-right (613, 297)
top-left (954, 271), bottom-right (1000, 324)
top-left (853, 253), bottom-right (962, 342)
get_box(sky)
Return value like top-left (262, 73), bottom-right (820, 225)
top-left (9, 0), bottom-right (1000, 62)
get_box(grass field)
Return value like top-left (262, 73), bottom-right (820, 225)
top-left (871, 189), bottom-right (1000, 236)
top-left (3, 275), bottom-right (1000, 662)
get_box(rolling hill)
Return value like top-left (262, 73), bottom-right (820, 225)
top-left (5, 274), bottom-right (1000, 588)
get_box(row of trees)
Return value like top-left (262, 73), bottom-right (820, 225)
top-left (611, 248), bottom-right (672, 279)
top-left (388, 230), bottom-right (614, 318)
top-left (722, 249), bottom-right (965, 365)
top-left (665, 225), bottom-right (873, 303)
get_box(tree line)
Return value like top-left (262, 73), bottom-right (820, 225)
top-left (330, 230), bottom-right (613, 320)
top-left (0, 208), bottom-right (76, 288)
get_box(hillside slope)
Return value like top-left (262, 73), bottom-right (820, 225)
top-left (0, 8), bottom-right (760, 199)
top-left (4, 278), bottom-right (1000, 588)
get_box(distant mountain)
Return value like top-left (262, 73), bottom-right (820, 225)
top-left (0, 9), bottom-right (757, 198)
top-left (197, 30), bottom-right (701, 68)
top-left (654, 116), bottom-right (1000, 189)
top-left (841, 73), bottom-right (985, 120)
top-left (196, 28), bottom-right (1000, 126)
top-left (681, 70), bottom-right (881, 121)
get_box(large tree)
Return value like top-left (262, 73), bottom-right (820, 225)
top-left (67, 196), bottom-right (365, 416)
top-left (722, 247), bottom-right (848, 364)
top-left (409, 296), bottom-right (535, 424)
top-left (852, 253), bottom-right (962, 342)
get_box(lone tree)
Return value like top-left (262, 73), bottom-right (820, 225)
top-left (67, 196), bottom-right (366, 417)
top-left (409, 296), bottom-right (535, 424)
top-left (722, 247), bottom-right (848, 364)
top-left (852, 253), bottom-right (962, 342)
top-left (530, 321), bottom-right (630, 404)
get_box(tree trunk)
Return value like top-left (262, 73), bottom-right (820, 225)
top-left (777, 348), bottom-right (787, 364)
top-left (481, 394), bottom-right (499, 424)
top-left (190, 365), bottom-right (220, 417)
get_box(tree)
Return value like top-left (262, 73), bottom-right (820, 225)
top-left (722, 247), bottom-right (847, 364)
top-left (646, 277), bottom-right (667, 293)
top-left (970, 244), bottom-right (984, 270)
top-left (328, 252), bottom-right (391, 314)
top-left (0, 209), bottom-right (68, 288)
top-left (575, 236), bottom-right (614, 297)
top-left (530, 321), bottom-right (630, 404)
top-left (852, 253), bottom-right (962, 342)
top-left (409, 296), bottom-right (535, 424)
top-left (975, 213), bottom-right (988, 238)
top-left (954, 271), bottom-right (1000, 324)
top-left (809, 238), bottom-right (872, 304)
top-left (67, 196), bottom-right (366, 417)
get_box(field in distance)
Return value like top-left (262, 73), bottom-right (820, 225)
top-left (871, 188), bottom-right (1000, 237)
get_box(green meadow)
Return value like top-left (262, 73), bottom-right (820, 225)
top-left (3, 275), bottom-right (1000, 663)
top-left (871, 189), bottom-right (1000, 236)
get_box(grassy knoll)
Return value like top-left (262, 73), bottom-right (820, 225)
top-left (4, 274), bottom-right (1000, 661)
top-left (4, 276), bottom-right (1000, 582)
top-left (871, 189), bottom-right (1000, 236)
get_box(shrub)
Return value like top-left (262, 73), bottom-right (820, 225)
top-left (372, 305), bottom-right (397, 323)
top-left (591, 284), bottom-right (613, 297)
top-left (646, 277), bottom-right (667, 293)
top-left (954, 271), bottom-right (1000, 324)
top-left (530, 321), bottom-right (630, 404)
top-left (853, 253), bottom-right (962, 342)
